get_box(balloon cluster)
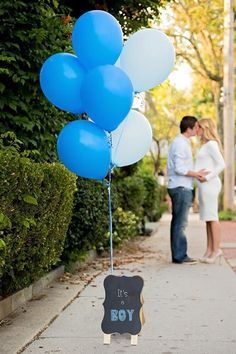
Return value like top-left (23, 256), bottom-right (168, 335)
top-left (40, 10), bottom-right (175, 180)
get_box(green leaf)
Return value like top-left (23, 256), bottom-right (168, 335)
top-left (0, 83), bottom-right (6, 93)
top-left (22, 194), bottom-right (38, 205)
top-left (21, 219), bottom-right (30, 228)
top-left (0, 239), bottom-right (6, 250)
top-left (0, 68), bottom-right (10, 75)
top-left (0, 212), bottom-right (12, 230)
top-left (9, 102), bottom-right (18, 111)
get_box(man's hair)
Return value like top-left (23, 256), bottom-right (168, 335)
top-left (180, 116), bottom-right (198, 133)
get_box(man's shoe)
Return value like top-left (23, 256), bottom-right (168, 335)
top-left (172, 259), bottom-right (182, 264)
top-left (182, 257), bottom-right (198, 264)
top-left (173, 257), bottom-right (198, 264)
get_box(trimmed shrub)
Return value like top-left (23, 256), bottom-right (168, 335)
top-left (114, 172), bottom-right (167, 226)
top-left (219, 209), bottom-right (236, 221)
top-left (111, 207), bottom-right (139, 247)
top-left (140, 172), bottom-right (167, 222)
top-left (63, 176), bottom-right (143, 260)
top-left (114, 175), bottom-right (146, 218)
top-left (0, 148), bottom-right (76, 296)
top-left (62, 178), bottom-right (117, 258)
top-left (139, 172), bottom-right (160, 221)
top-left (61, 169), bottom-right (168, 264)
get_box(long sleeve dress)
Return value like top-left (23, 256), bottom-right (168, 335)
top-left (195, 140), bottom-right (225, 221)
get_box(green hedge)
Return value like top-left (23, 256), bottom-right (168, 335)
top-left (0, 148), bottom-right (76, 296)
top-left (62, 175), bottom-right (145, 262)
top-left (114, 171), bottom-right (166, 224)
top-left (219, 209), bottom-right (236, 221)
top-left (63, 171), bottom-right (166, 263)
top-left (62, 178), bottom-right (111, 259)
top-left (112, 207), bottom-right (139, 247)
top-left (141, 172), bottom-right (167, 222)
top-left (115, 175), bottom-right (146, 218)
top-left (62, 177), bottom-right (139, 255)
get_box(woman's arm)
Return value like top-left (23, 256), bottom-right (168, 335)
top-left (205, 141), bottom-right (225, 181)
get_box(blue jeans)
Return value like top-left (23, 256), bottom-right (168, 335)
top-left (168, 187), bottom-right (193, 262)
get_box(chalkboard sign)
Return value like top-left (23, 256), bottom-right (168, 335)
top-left (101, 275), bottom-right (144, 335)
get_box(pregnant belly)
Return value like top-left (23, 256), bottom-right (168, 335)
top-left (197, 177), bottom-right (221, 194)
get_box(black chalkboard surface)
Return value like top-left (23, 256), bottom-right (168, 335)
top-left (101, 275), bottom-right (144, 335)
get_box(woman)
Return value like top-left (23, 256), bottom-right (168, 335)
top-left (195, 118), bottom-right (225, 264)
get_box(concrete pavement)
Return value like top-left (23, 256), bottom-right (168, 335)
top-left (1, 213), bottom-right (236, 354)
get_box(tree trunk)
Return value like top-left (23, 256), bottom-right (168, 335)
top-left (214, 82), bottom-right (224, 142)
top-left (223, 0), bottom-right (235, 210)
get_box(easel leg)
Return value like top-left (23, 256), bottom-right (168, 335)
top-left (131, 335), bottom-right (138, 345)
top-left (141, 307), bottom-right (145, 325)
top-left (103, 333), bottom-right (111, 345)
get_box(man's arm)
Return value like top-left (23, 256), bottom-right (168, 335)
top-left (173, 142), bottom-right (208, 179)
top-left (186, 169), bottom-right (209, 179)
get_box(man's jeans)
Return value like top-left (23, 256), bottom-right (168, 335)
top-left (168, 187), bottom-right (193, 262)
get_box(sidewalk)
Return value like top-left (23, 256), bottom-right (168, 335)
top-left (1, 213), bottom-right (236, 354)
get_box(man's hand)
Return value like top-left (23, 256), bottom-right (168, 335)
top-left (185, 169), bottom-right (209, 180)
top-left (196, 169), bottom-right (209, 182)
top-left (198, 175), bottom-right (207, 183)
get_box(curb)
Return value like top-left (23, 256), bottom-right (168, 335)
top-left (0, 249), bottom-right (97, 321)
top-left (0, 266), bottom-right (65, 321)
top-left (66, 249), bottom-right (97, 273)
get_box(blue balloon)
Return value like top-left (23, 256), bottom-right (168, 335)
top-left (72, 10), bottom-right (123, 70)
top-left (81, 65), bottom-right (134, 132)
top-left (40, 53), bottom-right (86, 114)
top-left (57, 120), bottom-right (110, 180)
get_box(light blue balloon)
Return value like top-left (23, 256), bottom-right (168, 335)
top-left (120, 29), bottom-right (175, 92)
top-left (81, 65), bottom-right (134, 132)
top-left (72, 10), bottom-right (123, 70)
top-left (57, 120), bottom-right (110, 180)
top-left (40, 53), bottom-right (86, 114)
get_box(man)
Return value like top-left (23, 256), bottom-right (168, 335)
top-left (167, 116), bottom-right (207, 264)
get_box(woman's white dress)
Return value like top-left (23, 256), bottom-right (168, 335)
top-left (195, 140), bottom-right (225, 221)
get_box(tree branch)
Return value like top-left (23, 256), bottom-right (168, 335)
top-left (145, 91), bottom-right (159, 116)
top-left (172, 33), bottom-right (222, 81)
top-left (176, 51), bottom-right (207, 78)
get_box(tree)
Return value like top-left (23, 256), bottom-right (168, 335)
top-left (162, 0), bottom-right (224, 136)
top-left (145, 81), bottom-right (197, 175)
top-left (60, 0), bottom-right (171, 35)
top-left (223, 0), bottom-right (235, 209)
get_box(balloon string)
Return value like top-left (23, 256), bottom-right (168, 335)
top-left (113, 115), bottom-right (128, 162)
top-left (108, 168), bottom-right (113, 274)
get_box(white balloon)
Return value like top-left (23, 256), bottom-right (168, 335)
top-left (120, 29), bottom-right (175, 92)
top-left (111, 109), bottom-right (153, 167)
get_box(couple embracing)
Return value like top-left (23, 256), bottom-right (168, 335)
top-left (167, 116), bottom-right (225, 265)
